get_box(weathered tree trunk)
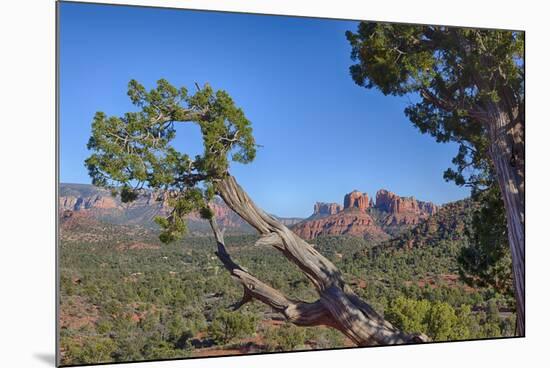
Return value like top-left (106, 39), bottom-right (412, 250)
top-left (485, 103), bottom-right (525, 336)
top-left (452, 33), bottom-right (525, 333)
top-left (209, 174), bottom-right (427, 346)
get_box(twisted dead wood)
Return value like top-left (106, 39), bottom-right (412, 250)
top-left (208, 174), bottom-right (428, 346)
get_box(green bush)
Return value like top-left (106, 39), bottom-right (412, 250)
top-left (265, 323), bottom-right (307, 351)
top-left (425, 301), bottom-right (460, 340)
top-left (305, 327), bottom-right (346, 349)
top-left (64, 336), bottom-right (117, 365)
top-left (385, 297), bottom-right (480, 341)
top-left (208, 311), bottom-right (257, 345)
top-left (385, 296), bottom-right (430, 334)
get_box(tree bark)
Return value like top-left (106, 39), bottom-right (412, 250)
top-left (209, 174), bottom-right (428, 346)
top-left (485, 103), bottom-right (525, 336)
top-left (445, 32), bottom-right (524, 333)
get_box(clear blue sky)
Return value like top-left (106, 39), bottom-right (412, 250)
top-left (59, 2), bottom-right (469, 218)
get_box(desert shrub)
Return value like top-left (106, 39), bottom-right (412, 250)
top-left (96, 318), bottom-right (114, 334)
top-left (500, 315), bottom-right (516, 337)
top-left (64, 336), bottom-right (117, 365)
top-left (425, 301), bottom-right (460, 340)
top-left (141, 340), bottom-right (190, 360)
top-left (386, 297), bottom-right (481, 341)
top-left (305, 327), bottom-right (346, 349)
top-left (208, 311), bottom-right (257, 345)
top-left (385, 296), bottom-right (430, 334)
top-left (265, 323), bottom-right (307, 351)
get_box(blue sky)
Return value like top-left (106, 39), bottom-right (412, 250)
top-left (59, 2), bottom-right (469, 218)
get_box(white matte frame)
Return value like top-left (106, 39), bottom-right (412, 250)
top-left (1, 1), bottom-right (548, 368)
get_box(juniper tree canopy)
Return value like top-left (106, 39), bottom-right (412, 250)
top-left (346, 24), bottom-right (524, 334)
top-left (85, 79), bottom-right (255, 242)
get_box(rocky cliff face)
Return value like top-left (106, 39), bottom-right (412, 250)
top-left (375, 189), bottom-right (438, 216)
top-left (292, 210), bottom-right (387, 242)
top-left (293, 189), bottom-right (439, 241)
top-left (313, 202), bottom-right (343, 218)
top-left (375, 189), bottom-right (438, 228)
top-left (343, 191), bottom-right (370, 211)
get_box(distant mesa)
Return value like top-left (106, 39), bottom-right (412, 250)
top-left (272, 216), bottom-right (303, 227)
top-left (60, 193), bottom-right (118, 211)
top-left (313, 202), bottom-right (343, 218)
top-left (58, 183), bottom-right (304, 234)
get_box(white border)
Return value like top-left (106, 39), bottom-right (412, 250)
top-left (1, 1), bottom-right (548, 367)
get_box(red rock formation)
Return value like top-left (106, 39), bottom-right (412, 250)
top-left (375, 189), bottom-right (400, 213)
top-left (343, 191), bottom-right (370, 211)
top-left (294, 188), bottom-right (439, 241)
top-left (375, 189), bottom-right (438, 226)
top-left (313, 202), bottom-right (343, 217)
top-left (292, 210), bottom-right (387, 241)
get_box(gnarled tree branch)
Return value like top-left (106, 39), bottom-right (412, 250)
top-left (210, 174), bottom-right (428, 346)
top-left (208, 215), bottom-right (338, 328)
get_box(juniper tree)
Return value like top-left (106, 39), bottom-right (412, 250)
top-left (346, 24), bottom-right (524, 334)
top-left (459, 185), bottom-right (513, 297)
top-left (85, 79), bottom-right (427, 346)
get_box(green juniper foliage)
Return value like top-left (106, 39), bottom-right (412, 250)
top-left (459, 185), bottom-right (513, 296)
top-left (86, 79), bottom-right (256, 242)
top-left (208, 310), bottom-right (258, 345)
top-left (346, 24), bottom-right (523, 299)
top-left (346, 24), bottom-right (523, 190)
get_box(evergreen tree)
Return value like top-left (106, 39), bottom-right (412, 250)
top-left (346, 24), bottom-right (524, 333)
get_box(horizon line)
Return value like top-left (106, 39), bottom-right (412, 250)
top-left (58, 181), bottom-right (470, 209)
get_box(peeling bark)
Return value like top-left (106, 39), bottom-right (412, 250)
top-left (485, 103), bottom-right (525, 336)
top-left (209, 174), bottom-right (428, 346)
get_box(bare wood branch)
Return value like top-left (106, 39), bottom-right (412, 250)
top-left (254, 233), bottom-right (282, 248)
top-left (207, 215), bottom-right (337, 328)
top-left (212, 174), bottom-right (429, 346)
top-left (230, 290), bottom-right (253, 311)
